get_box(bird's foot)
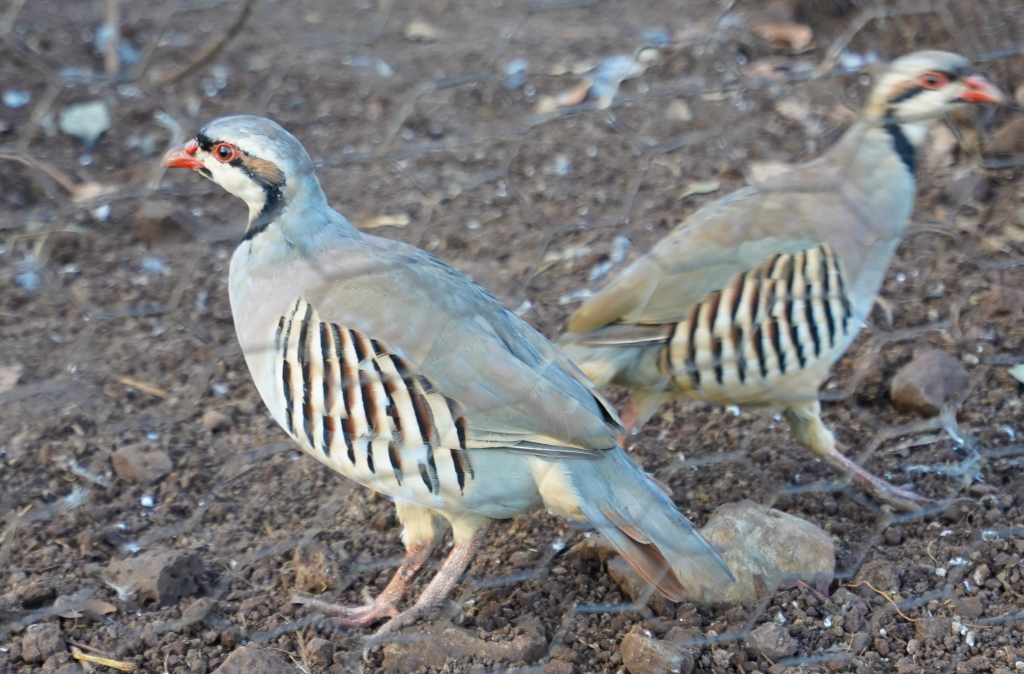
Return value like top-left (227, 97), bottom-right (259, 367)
top-left (294, 593), bottom-right (402, 627)
top-left (828, 444), bottom-right (930, 512)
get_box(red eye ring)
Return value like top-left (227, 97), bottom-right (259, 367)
top-left (917, 71), bottom-right (949, 90)
top-left (212, 142), bottom-right (237, 163)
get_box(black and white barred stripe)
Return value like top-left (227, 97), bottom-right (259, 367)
top-left (274, 300), bottom-right (474, 501)
top-left (665, 244), bottom-right (853, 393)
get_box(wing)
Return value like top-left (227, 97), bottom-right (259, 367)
top-left (284, 239), bottom-right (622, 460)
top-left (567, 172), bottom-right (885, 334)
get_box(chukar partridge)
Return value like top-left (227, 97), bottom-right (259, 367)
top-left (162, 116), bottom-right (733, 637)
top-left (558, 51), bottom-right (1005, 511)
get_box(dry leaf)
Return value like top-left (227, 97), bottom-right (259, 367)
top-left (0, 363), bottom-right (22, 395)
top-left (360, 213), bottom-right (410, 229)
top-left (753, 21), bottom-right (813, 52)
top-left (52, 595), bottom-right (117, 619)
top-left (535, 78), bottom-right (593, 114)
top-left (678, 178), bottom-right (721, 199)
top-left (404, 18), bottom-right (442, 42)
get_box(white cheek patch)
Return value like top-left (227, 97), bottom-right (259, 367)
top-left (895, 89), bottom-right (959, 127)
top-left (207, 159), bottom-right (267, 216)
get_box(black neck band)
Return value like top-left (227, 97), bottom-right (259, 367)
top-left (885, 123), bottom-right (916, 176)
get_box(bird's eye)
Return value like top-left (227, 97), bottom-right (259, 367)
top-left (917, 72), bottom-right (949, 90)
top-left (213, 142), bottom-right (237, 163)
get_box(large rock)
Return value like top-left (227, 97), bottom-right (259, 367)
top-left (620, 632), bottom-right (693, 674)
top-left (108, 549), bottom-right (204, 607)
top-left (890, 349), bottom-right (969, 417)
top-left (381, 615), bottom-right (547, 671)
top-left (213, 645), bottom-right (294, 674)
top-left (690, 501), bottom-right (834, 606)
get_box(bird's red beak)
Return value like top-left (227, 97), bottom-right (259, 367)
top-left (958, 75), bottom-right (1006, 104)
top-left (162, 139), bottom-right (204, 170)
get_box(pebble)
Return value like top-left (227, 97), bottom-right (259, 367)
top-left (2, 89), bottom-right (31, 108)
top-left (890, 349), bottom-right (970, 417)
top-left (112, 446), bottom-right (172, 485)
top-left (212, 645), bottom-right (293, 674)
top-left (58, 100), bottom-right (111, 148)
top-left (201, 409), bottom-right (231, 433)
top-left (108, 549), bottom-right (204, 607)
top-left (620, 631), bottom-right (693, 674)
top-left (20, 623), bottom-right (66, 663)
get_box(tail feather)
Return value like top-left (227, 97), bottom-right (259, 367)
top-left (570, 449), bottom-right (735, 603)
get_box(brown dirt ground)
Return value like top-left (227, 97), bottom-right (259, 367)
top-left (2, 0), bottom-right (1024, 673)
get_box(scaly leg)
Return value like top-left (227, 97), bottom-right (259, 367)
top-left (295, 537), bottom-right (433, 626)
top-left (783, 401), bottom-right (928, 512)
top-left (294, 502), bottom-right (441, 626)
top-left (369, 520), bottom-right (490, 642)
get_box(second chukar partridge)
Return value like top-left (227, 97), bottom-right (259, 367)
top-left (162, 116), bottom-right (733, 638)
top-left (558, 51), bottom-right (1004, 511)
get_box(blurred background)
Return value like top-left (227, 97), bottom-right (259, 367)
top-left (1, 0), bottom-right (1024, 672)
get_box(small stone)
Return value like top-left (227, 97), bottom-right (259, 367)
top-left (956, 595), bottom-right (984, 620)
top-left (108, 549), bottom-right (204, 607)
top-left (201, 409), bottom-right (231, 433)
top-left (890, 349), bottom-right (969, 417)
top-left (854, 560), bottom-right (900, 597)
top-left (607, 556), bottom-right (653, 603)
top-left (39, 651), bottom-right (74, 673)
top-left (213, 645), bottom-right (292, 674)
top-left (58, 100), bottom-right (111, 148)
top-left (186, 648), bottom-right (208, 674)
top-left (306, 638), bottom-right (334, 666)
top-left (21, 623), bottom-right (66, 663)
top-left (883, 526), bottom-right (904, 546)
top-left (745, 622), bottom-right (797, 660)
top-left (915, 616), bottom-right (952, 643)
top-left (569, 533), bottom-right (618, 563)
top-left (382, 615), bottom-right (547, 670)
top-left (847, 631), bottom-right (871, 654)
top-left (509, 550), bottom-right (533, 567)
top-left (620, 632), bottom-right (693, 674)
top-left (292, 546), bottom-right (338, 593)
top-left (544, 660), bottom-right (576, 674)
top-left (693, 500), bottom-right (834, 605)
top-left (896, 656), bottom-right (922, 674)
top-left (665, 100), bottom-right (693, 122)
top-left (112, 446), bottom-right (172, 485)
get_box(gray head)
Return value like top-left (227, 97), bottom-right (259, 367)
top-left (863, 50), bottom-right (1005, 125)
top-left (163, 115), bottom-right (327, 239)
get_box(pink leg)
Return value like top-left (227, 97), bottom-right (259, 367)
top-left (828, 442), bottom-right (929, 512)
top-left (784, 402), bottom-right (928, 512)
top-left (295, 538), bottom-right (432, 627)
top-left (370, 522), bottom-right (490, 641)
